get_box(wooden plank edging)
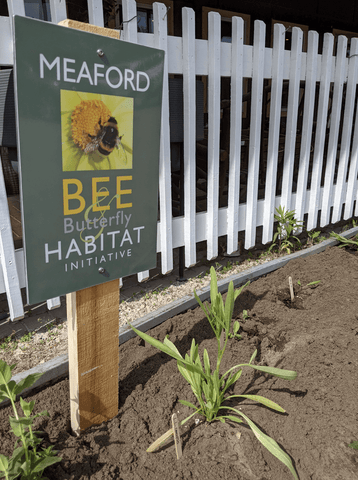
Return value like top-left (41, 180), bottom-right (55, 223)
top-left (1, 225), bottom-right (358, 409)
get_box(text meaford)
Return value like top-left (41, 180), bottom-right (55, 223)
top-left (39, 54), bottom-right (150, 91)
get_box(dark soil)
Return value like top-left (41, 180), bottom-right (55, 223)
top-left (1, 246), bottom-right (358, 479)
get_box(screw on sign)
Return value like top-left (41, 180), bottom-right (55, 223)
top-left (98, 267), bottom-right (110, 277)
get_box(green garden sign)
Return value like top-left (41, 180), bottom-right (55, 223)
top-left (14, 16), bottom-right (164, 303)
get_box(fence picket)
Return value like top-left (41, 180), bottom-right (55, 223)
top-left (307, 33), bottom-right (334, 231)
top-left (49, 0), bottom-right (67, 24)
top-left (245, 20), bottom-right (265, 250)
top-left (122, 0), bottom-right (137, 42)
top-left (320, 35), bottom-right (347, 226)
top-left (121, 0), bottom-right (149, 282)
top-left (6, 0), bottom-right (25, 16)
top-left (182, 7), bottom-right (196, 267)
top-left (227, 16), bottom-right (244, 253)
top-left (262, 23), bottom-right (285, 245)
top-left (87, 0), bottom-right (104, 28)
top-left (344, 49), bottom-right (358, 219)
top-left (295, 31), bottom-right (319, 227)
top-left (153, 2), bottom-right (173, 274)
top-left (333, 38), bottom-right (358, 223)
top-left (281, 27), bottom-right (303, 212)
top-left (0, 153), bottom-right (24, 320)
top-left (206, 11), bottom-right (221, 259)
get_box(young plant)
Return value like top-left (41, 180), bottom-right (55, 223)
top-left (307, 230), bottom-right (322, 245)
top-left (330, 231), bottom-right (358, 249)
top-left (0, 359), bottom-right (61, 480)
top-left (349, 441), bottom-right (358, 450)
top-left (269, 206), bottom-right (303, 254)
top-left (297, 280), bottom-right (321, 287)
top-left (227, 321), bottom-right (241, 340)
top-left (130, 267), bottom-right (298, 479)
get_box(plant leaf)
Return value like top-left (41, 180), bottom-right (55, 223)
top-left (203, 349), bottom-right (211, 375)
top-left (9, 416), bottom-right (32, 437)
top-left (30, 455), bottom-right (62, 473)
top-left (14, 372), bottom-right (43, 396)
top-left (0, 360), bottom-right (12, 385)
top-left (222, 369), bottom-right (242, 394)
top-left (209, 266), bottom-right (218, 305)
top-left (225, 394), bottom-right (285, 413)
top-left (249, 349), bottom-right (258, 364)
top-left (0, 454), bottom-right (9, 473)
top-left (163, 336), bottom-right (182, 357)
top-left (233, 321), bottom-right (240, 335)
top-left (20, 398), bottom-right (35, 417)
top-left (223, 407), bottom-right (298, 480)
top-left (245, 364), bottom-right (297, 381)
top-left (217, 415), bottom-right (243, 424)
top-left (349, 441), bottom-right (358, 450)
top-left (178, 400), bottom-right (199, 411)
top-left (130, 325), bottom-right (207, 379)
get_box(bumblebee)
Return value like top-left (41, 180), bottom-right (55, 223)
top-left (71, 100), bottom-right (125, 158)
top-left (84, 117), bottom-right (123, 156)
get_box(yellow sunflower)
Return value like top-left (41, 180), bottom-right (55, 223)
top-left (61, 90), bottom-right (133, 171)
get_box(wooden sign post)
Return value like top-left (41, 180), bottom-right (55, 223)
top-left (62, 20), bottom-right (121, 437)
top-left (67, 281), bottom-right (120, 434)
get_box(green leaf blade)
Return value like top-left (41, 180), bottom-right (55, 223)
top-left (0, 360), bottom-right (13, 386)
top-left (0, 454), bottom-right (9, 473)
top-left (178, 400), bottom-right (199, 411)
top-left (246, 364), bottom-right (297, 381)
top-left (14, 373), bottom-right (43, 396)
top-left (225, 394), bottom-right (285, 413)
top-left (224, 407), bottom-right (298, 480)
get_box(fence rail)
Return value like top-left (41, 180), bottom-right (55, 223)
top-left (1, 0), bottom-right (358, 320)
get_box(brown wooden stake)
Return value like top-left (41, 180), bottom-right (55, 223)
top-left (62, 20), bottom-right (121, 436)
top-left (171, 413), bottom-right (183, 459)
top-left (288, 276), bottom-right (294, 302)
top-left (67, 280), bottom-right (120, 434)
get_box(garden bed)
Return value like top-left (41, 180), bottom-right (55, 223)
top-left (1, 245), bottom-right (358, 479)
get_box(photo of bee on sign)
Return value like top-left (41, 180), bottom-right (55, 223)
top-left (61, 90), bottom-right (133, 171)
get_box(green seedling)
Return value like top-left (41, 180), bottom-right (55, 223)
top-left (227, 321), bottom-right (242, 340)
top-left (242, 309), bottom-right (250, 320)
top-left (222, 261), bottom-right (233, 273)
top-left (349, 441), bottom-right (358, 450)
top-left (297, 280), bottom-right (320, 287)
top-left (307, 230), bottom-right (322, 245)
top-left (0, 337), bottom-right (13, 351)
top-left (330, 231), bottom-right (358, 249)
top-left (269, 206), bottom-right (303, 254)
top-left (0, 359), bottom-right (61, 479)
top-left (19, 333), bottom-right (33, 343)
top-left (130, 267), bottom-right (298, 479)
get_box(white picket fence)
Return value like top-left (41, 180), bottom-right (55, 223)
top-left (1, 0), bottom-right (358, 320)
